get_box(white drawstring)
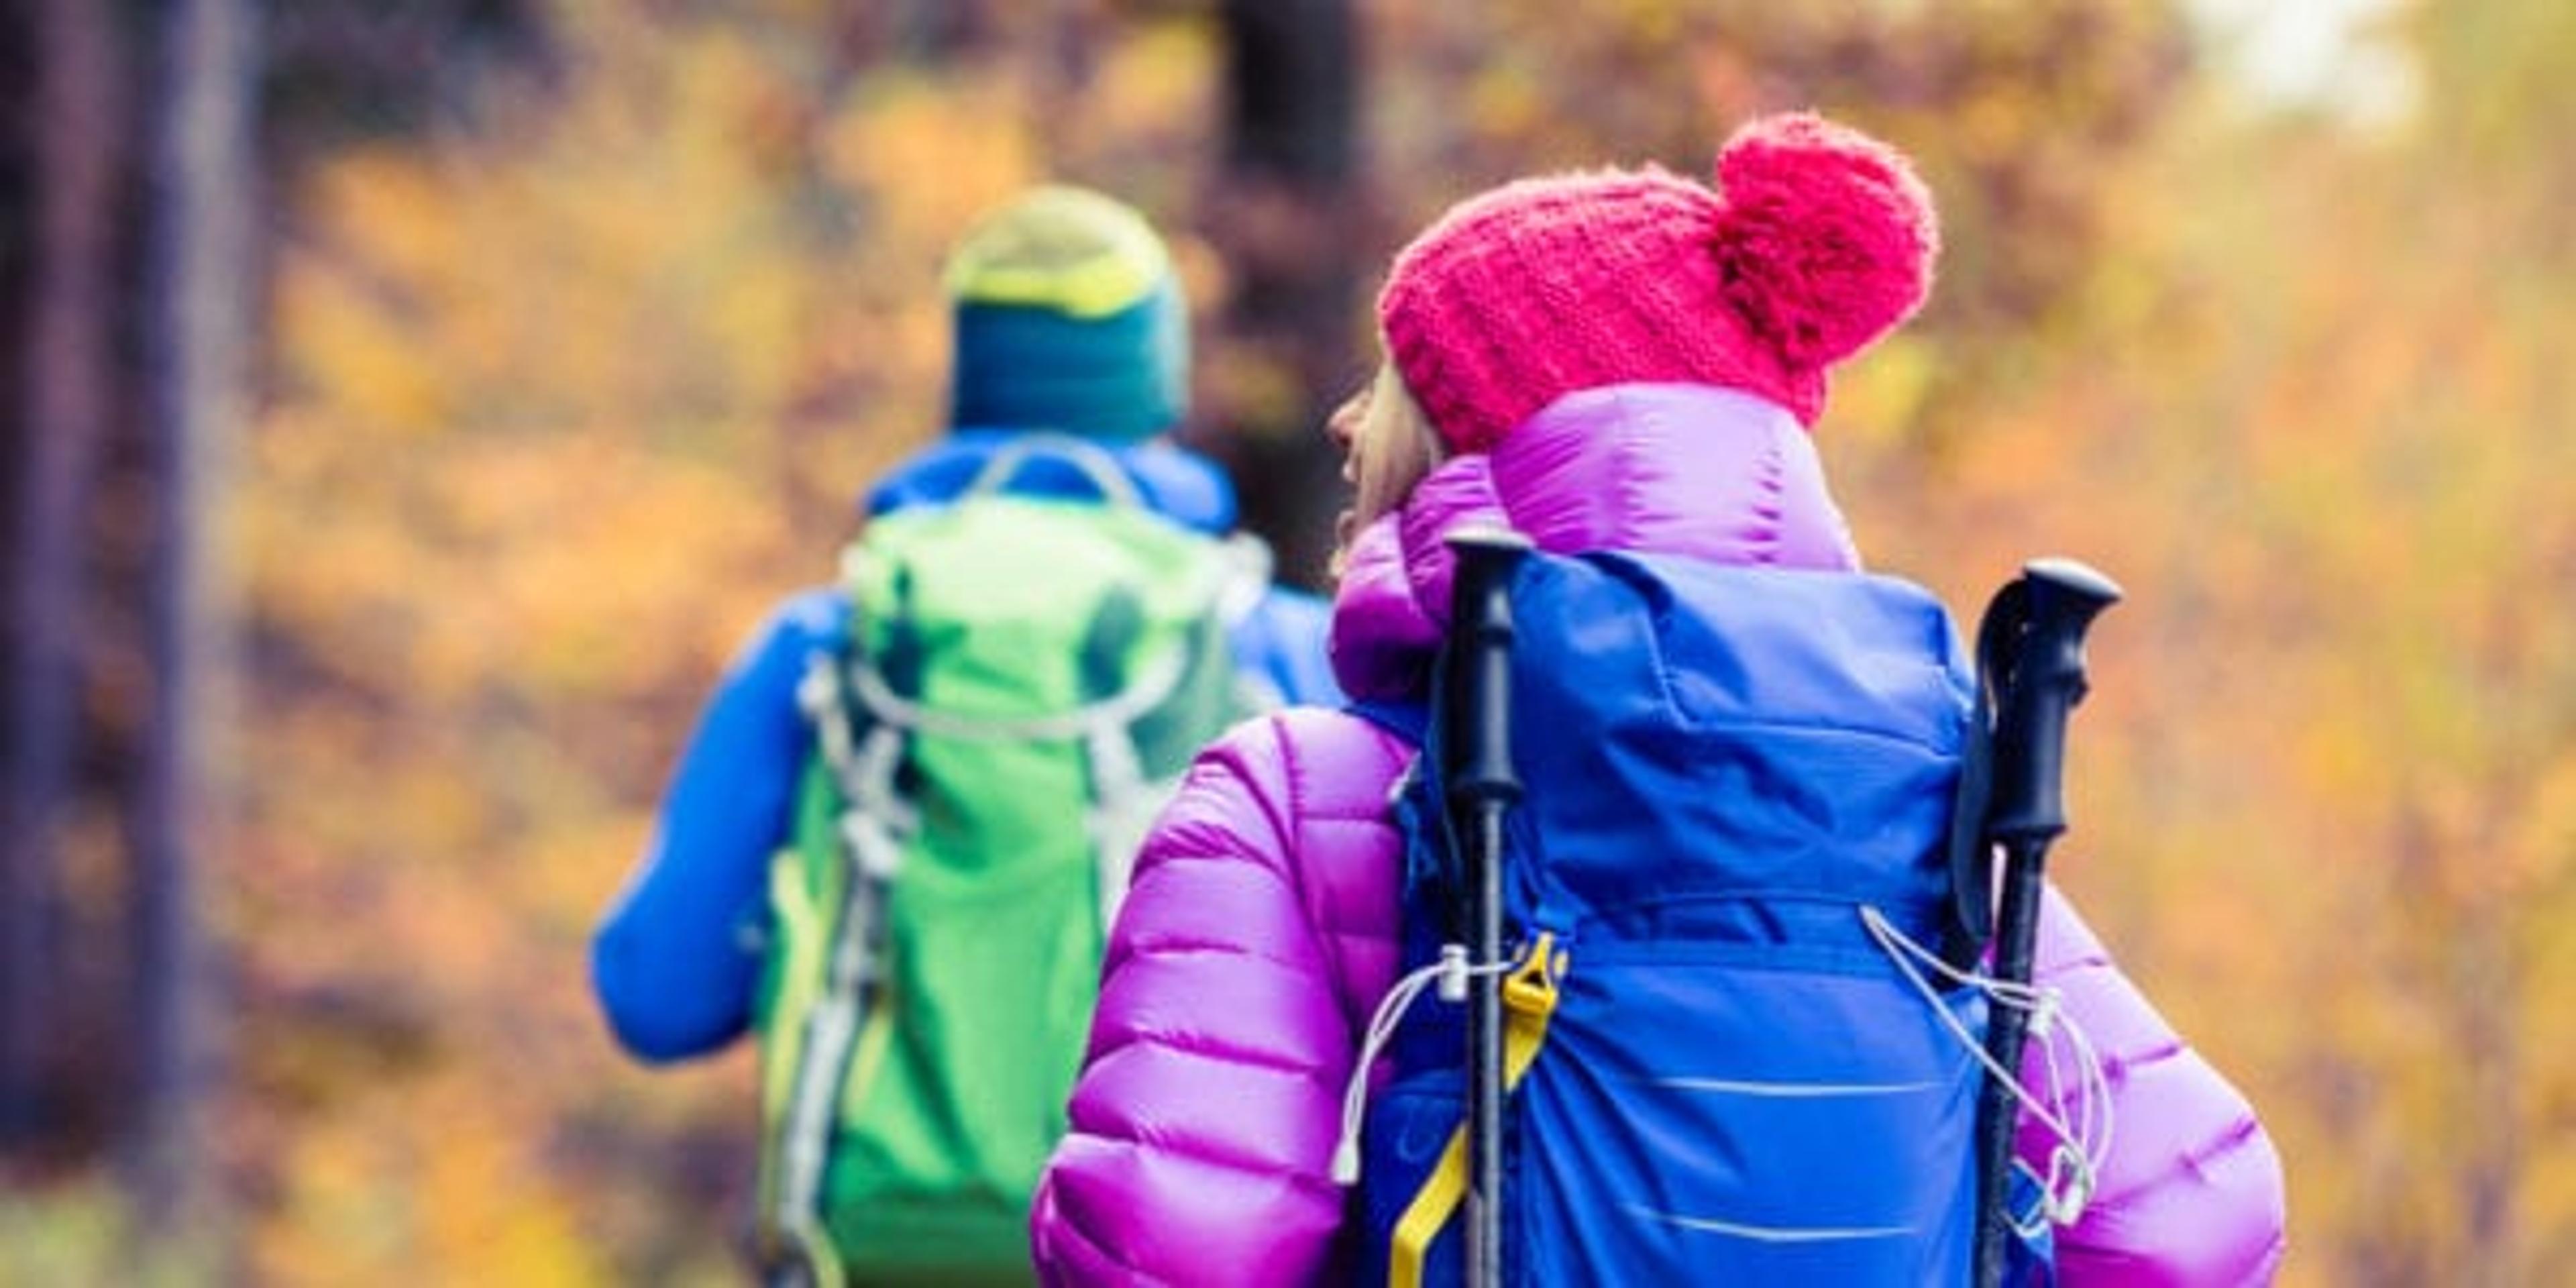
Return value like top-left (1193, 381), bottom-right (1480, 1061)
top-left (1858, 906), bottom-right (2116, 1233)
top-left (2020, 973), bottom-right (2114, 1234)
top-left (1331, 943), bottom-right (1513, 1186)
top-left (1328, 912), bottom-right (2116, 1227)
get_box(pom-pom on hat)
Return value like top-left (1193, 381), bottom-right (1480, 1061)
top-left (945, 185), bottom-right (1189, 442)
top-left (1376, 113), bottom-right (1937, 453)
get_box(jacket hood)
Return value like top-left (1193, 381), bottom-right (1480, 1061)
top-left (1329, 383), bottom-right (1860, 699)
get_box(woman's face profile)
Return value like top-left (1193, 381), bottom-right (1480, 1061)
top-left (1325, 364), bottom-right (1442, 579)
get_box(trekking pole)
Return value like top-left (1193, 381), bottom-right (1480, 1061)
top-left (1969, 557), bottom-right (2121, 1288)
top-left (1443, 527), bottom-right (1532, 1288)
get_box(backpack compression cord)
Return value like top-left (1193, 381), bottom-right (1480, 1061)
top-left (1442, 528), bottom-right (1534, 1288)
top-left (1964, 559), bottom-right (2121, 1288)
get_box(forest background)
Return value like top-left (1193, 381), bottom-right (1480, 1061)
top-left (2, 1), bottom-right (2569, 1285)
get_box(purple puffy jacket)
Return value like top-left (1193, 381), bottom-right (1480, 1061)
top-left (1034, 386), bottom-right (2286, 1285)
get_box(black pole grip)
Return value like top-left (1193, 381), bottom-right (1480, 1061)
top-left (1445, 528), bottom-right (1532, 806)
top-left (1442, 526), bottom-right (1530, 1288)
top-left (1969, 557), bottom-right (2119, 1288)
top-left (1984, 557), bottom-right (2122, 844)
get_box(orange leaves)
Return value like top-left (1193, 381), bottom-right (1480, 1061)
top-left (203, 3), bottom-right (2576, 1284)
top-left (820, 76), bottom-right (1038, 248)
top-left (233, 13), bottom-right (999, 1279)
top-left (257, 1073), bottom-right (614, 1288)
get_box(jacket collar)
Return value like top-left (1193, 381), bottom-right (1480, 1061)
top-left (1328, 383), bottom-right (1860, 699)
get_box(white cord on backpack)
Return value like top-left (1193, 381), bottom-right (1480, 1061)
top-left (1858, 906), bottom-right (2116, 1233)
top-left (1330, 943), bottom-right (1514, 1186)
top-left (2021, 974), bottom-right (2114, 1234)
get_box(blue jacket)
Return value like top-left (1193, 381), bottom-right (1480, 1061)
top-left (591, 433), bottom-right (1341, 1062)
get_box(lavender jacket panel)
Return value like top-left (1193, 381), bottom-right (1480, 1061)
top-left (1033, 386), bottom-right (2285, 1285)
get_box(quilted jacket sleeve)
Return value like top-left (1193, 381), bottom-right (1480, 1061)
top-left (1032, 716), bottom-right (1361, 1286)
top-left (2032, 885), bottom-right (2288, 1286)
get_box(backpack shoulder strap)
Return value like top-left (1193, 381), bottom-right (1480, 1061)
top-left (959, 431), bottom-right (1143, 508)
top-left (767, 639), bottom-right (912, 1262)
top-left (1345, 697), bottom-right (1430, 747)
top-left (1941, 582), bottom-right (2015, 970)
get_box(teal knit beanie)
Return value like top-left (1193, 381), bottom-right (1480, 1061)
top-left (945, 186), bottom-right (1189, 442)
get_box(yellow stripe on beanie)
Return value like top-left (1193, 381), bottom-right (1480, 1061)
top-left (944, 185), bottom-right (1174, 319)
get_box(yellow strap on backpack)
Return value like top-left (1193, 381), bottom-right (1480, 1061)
top-left (1389, 933), bottom-right (1566, 1288)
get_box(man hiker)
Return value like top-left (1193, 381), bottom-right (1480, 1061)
top-left (592, 184), bottom-right (1338, 1285)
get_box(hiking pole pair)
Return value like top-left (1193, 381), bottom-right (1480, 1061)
top-left (1962, 558), bottom-right (2122, 1288)
top-left (1438, 535), bottom-right (2118, 1288)
top-left (1442, 528), bottom-right (1534, 1288)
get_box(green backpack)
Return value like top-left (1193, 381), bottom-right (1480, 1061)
top-left (752, 437), bottom-right (1273, 1286)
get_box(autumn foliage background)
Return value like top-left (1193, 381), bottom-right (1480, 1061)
top-left (3, 1), bottom-right (2572, 1284)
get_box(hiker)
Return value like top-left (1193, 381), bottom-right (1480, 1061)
top-left (1032, 115), bottom-right (2286, 1285)
top-left (592, 185), bottom-right (1340, 1284)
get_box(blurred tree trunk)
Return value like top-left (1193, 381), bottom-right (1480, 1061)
top-left (907, 0), bottom-right (993, 59)
top-left (1210, 0), bottom-right (1364, 590)
top-left (126, 0), bottom-right (256, 1224)
top-left (0, 0), bottom-right (124, 1156)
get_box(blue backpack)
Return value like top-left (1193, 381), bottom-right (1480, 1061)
top-left (1348, 551), bottom-right (2057, 1287)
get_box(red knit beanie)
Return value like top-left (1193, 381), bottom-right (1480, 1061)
top-left (1377, 112), bottom-right (1938, 453)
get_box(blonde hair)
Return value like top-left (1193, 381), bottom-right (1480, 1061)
top-left (1351, 363), bottom-right (1443, 533)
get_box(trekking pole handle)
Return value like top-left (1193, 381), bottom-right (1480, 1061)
top-left (1446, 528), bottom-right (1534, 806)
top-left (1442, 525), bottom-right (1531, 1288)
top-left (1969, 557), bottom-right (2118, 1288)
top-left (1985, 558), bottom-right (2122, 844)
